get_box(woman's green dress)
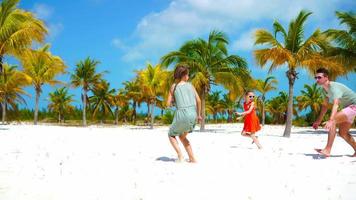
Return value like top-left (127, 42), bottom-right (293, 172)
top-left (168, 83), bottom-right (197, 136)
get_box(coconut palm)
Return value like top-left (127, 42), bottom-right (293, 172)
top-left (206, 91), bottom-right (224, 123)
top-left (22, 44), bottom-right (66, 125)
top-left (324, 11), bottom-right (356, 73)
top-left (89, 80), bottom-right (115, 124)
top-left (137, 63), bottom-right (168, 129)
top-left (255, 76), bottom-right (278, 125)
top-left (220, 93), bottom-right (240, 123)
top-left (161, 30), bottom-right (249, 130)
top-left (113, 88), bottom-right (129, 125)
top-left (296, 83), bottom-right (324, 122)
top-left (254, 10), bottom-right (341, 137)
top-left (265, 91), bottom-right (289, 124)
top-left (0, 0), bottom-right (47, 72)
top-left (48, 87), bottom-right (74, 123)
top-left (71, 57), bottom-right (105, 126)
top-left (0, 63), bottom-right (30, 123)
top-left (123, 79), bottom-right (142, 123)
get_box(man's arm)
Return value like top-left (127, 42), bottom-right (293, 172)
top-left (312, 98), bottom-right (329, 129)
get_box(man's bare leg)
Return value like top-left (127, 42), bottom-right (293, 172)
top-left (338, 122), bottom-right (356, 157)
top-left (169, 136), bottom-right (184, 162)
top-left (317, 112), bottom-right (348, 156)
top-left (179, 132), bottom-right (196, 163)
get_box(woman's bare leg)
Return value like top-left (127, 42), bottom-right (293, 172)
top-left (250, 133), bottom-right (262, 149)
top-left (179, 132), bottom-right (196, 163)
top-left (169, 136), bottom-right (184, 161)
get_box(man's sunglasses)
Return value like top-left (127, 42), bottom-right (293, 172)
top-left (314, 76), bottom-right (323, 80)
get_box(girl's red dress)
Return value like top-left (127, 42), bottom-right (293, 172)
top-left (243, 101), bottom-right (261, 133)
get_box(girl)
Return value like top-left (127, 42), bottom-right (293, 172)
top-left (236, 91), bottom-right (262, 149)
top-left (167, 65), bottom-right (202, 163)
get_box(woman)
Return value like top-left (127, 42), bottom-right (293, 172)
top-left (167, 65), bottom-right (202, 163)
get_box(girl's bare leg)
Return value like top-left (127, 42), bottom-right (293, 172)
top-left (250, 133), bottom-right (262, 149)
top-left (179, 132), bottom-right (196, 163)
top-left (169, 136), bottom-right (184, 162)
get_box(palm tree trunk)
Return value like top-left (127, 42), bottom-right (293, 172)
top-left (262, 102), bottom-right (265, 126)
top-left (115, 106), bottom-right (119, 125)
top-left (132, 101), bottom-right (137, 123)
top-left (227, 110), bottom-right (232, 123)
top-left (34, 88), bottom-right (40, 125)
top-left (83, 89), bottom-right (87, 126)
top-left (150, 100), bottom-right (155, 129)
top-left (2, 101), bottom-right (6, 124)
top-left (200, 90), bottom-right (206, 131)
top-left (58, 113), bottom-right (61, 124)
top-left (283, 69), bottom-right (296, 137)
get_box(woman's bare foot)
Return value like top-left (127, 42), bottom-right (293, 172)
top-left (188, 157), bottom-right (197, 163)
top-left (314, 148), bottom-right (330, 157)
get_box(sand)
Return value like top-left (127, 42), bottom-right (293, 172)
top-left (0, 123), bottom-right (355, 200)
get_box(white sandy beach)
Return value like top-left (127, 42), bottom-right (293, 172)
top-left (0, 123), bottom-right (355, 200)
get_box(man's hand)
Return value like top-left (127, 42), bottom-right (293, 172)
top-left (312, 121), bottom-right (321, 130)
top-left (197, 115), bottom-right (202, 123)
top-left (324, 120), bottom-right (335, 131)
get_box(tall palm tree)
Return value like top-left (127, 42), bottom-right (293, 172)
top-left (71, 57), bottom-right (105, 126)
top-left (254, 10), bottom-right (341, 137)
top-left (0, 63), bottom-right (30, 123)
top-left (89, 80), bottom-right (115, 124)
top-left (137, 63), bottom-right (168, 129)
top-left (48, 87), bottom-right (74, 123)
top-left (296, 83), bottom-right (324, 122)
top-left (161, 30), bottom-right (249, 130)
top-left (324, 11), bottom-right (356, 73)
top-left (22, 44), bottom-right (66, 125)
top-left (254, 76), bottom-right (278, 125)
top-left (0, 0), bottom-right (47, 72)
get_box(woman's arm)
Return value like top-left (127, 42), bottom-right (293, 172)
top-left (166, 84), bottom-right (176, 107)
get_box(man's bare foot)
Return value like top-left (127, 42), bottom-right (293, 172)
top-left (314, 148), bottom-right (330, 157)
top-left (351, 152), bottom-right (356, 157)
top-left (188, 158), bottom-right (197, 163)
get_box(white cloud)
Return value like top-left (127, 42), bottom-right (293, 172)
top-left (120, 0), bottom-right (350, 64)
top-left (111, 38), bottom-right (128, 50)
top-left (232, 29), bottom-right (258, 52)
top-left (32, 3), bottom-right (53, 20)
top-left (48, 23), bottom-right (64, 40)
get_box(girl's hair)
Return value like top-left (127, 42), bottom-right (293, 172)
top-left (174, 64), bottom-right (189, 80)
top-left (245, 91), bottom-right (253, 96)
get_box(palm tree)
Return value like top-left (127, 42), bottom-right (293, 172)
top-left (89, 80), bottom-right (115, 124)
top-left (22, 44), bottom-right (66, 125)
top-left (206, 91), bottom-right (224, 123)
top-left (123, 79), bottom-right (142, 123)
top-left (265, 91), bottom-right (289, 124)
top-left (113, 88), bottom-right (129, 125)
top-left (254, 10), bottom-right (341, 137)
top-left (296, 83), bottom-right (324, 122)
top-left (220, 93), bottom-right (240, 123)
top-left (255, 76), bottom-right (278, 125)
top-left (324, 11), bottom-right (356, 73)
top-left (0, 63), bottom-right (30, 123)
top-left (161, 30), bottom-right (249, 131)
top-left (137, 63), bottom-right (168, 129)
top-left (71, 57), bottom-right (105, 126)
top-left (0, 0), bottom-right (47, 72)
top-left (48, 87), bottom-right (74, 123)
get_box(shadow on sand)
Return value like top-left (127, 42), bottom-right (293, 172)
top-left (155, 156), bottom-right (177, 162)
top-left (304, 153), bottom-right (343, 160)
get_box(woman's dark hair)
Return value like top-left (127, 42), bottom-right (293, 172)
top-left (316, 68), bottom-right (329, 77)
top-left (174, 64), bottom-right (189, 80)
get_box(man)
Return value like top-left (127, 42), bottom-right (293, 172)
top-left (313, 68), bottom-right (356, 157)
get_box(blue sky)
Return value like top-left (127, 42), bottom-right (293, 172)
top-left (12, 0), bottom-right (356, 111)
